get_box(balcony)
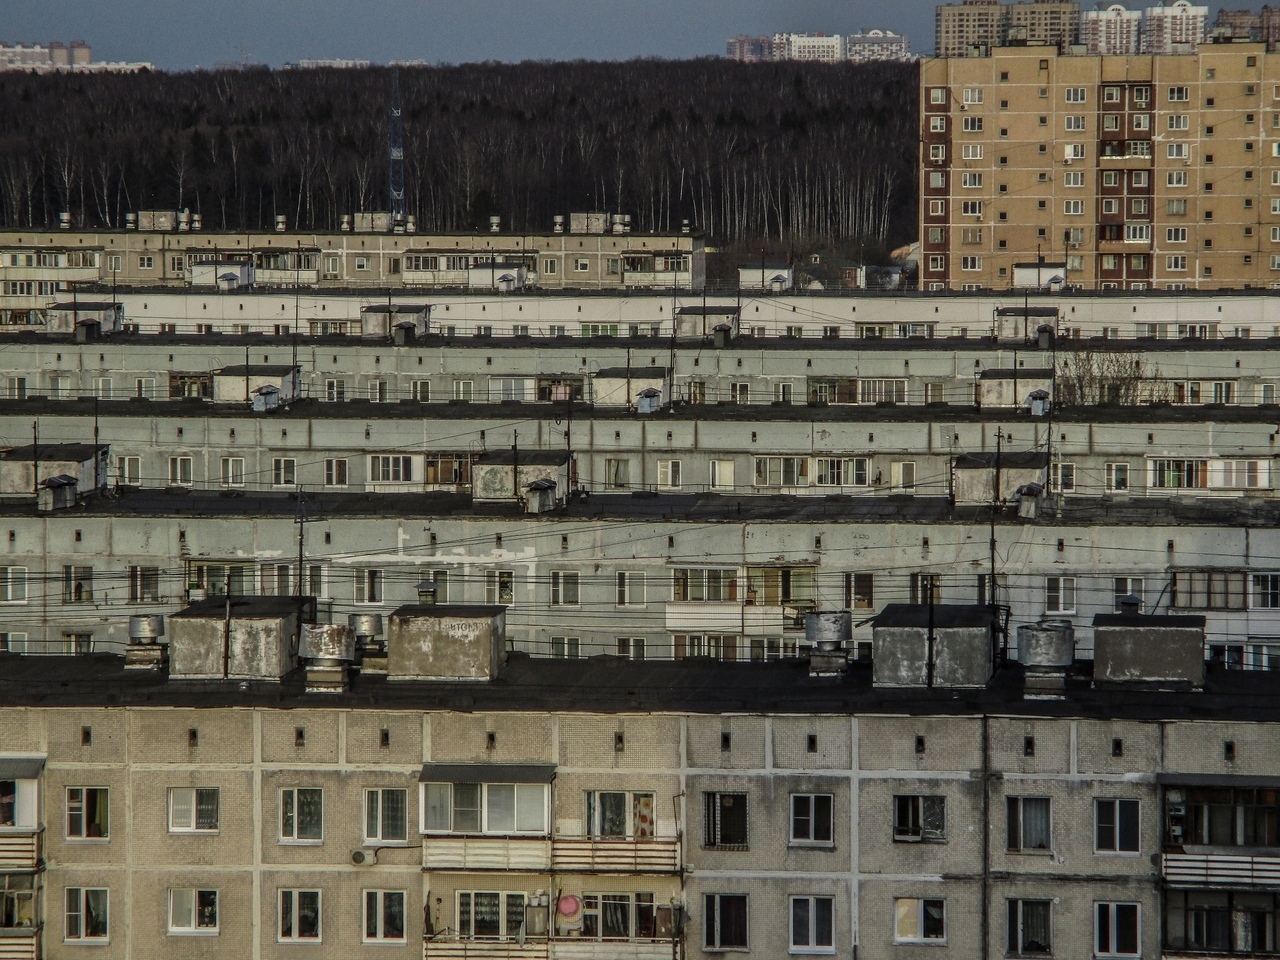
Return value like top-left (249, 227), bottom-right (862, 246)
top-left (1163, 853), bottom-right (1280, 888)
top-left (0, 832), bottom-right (40, 871)
top-left (551, 837), bottom-right (680, 873)
top-left (422, 835), bottom-right (551, 871)
top-left (254, 267), bottom-right (321, 286)
top-left (0, 930), bottom-right (39, 960)
top-left (425, 939), bottom-right (549, 960)
top-left (550, 939), bottom-right (676, 960)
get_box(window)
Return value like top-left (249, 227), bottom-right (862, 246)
top-left (1113, 578), bottom-right (1144, 612)
top-left (1065, 115), bottom-right (1085, 131)
top-left (1253, 574), bottom-right (1280, 609)
top-left (704, 894), bottom-right (748, 950)
top-left (605, 458), bottom-right (630, 489)
top-left (1168, 171), bottom-right (1188, 187)
top-left (709, 460), bottom-right (735, 490)
top-left (815, 458), bottom-right (868, 487)
top-left (61, 565), bottom-right (93, 604)
top-left (453, 380), bottom-right (473, 401)
top-left (1172, 570), bottom-right (1246, 610)
top-left (1096, 903), bottom-right (1140, 957)
top-left (574, 258), bottom-right (590, 272)
top-left (930, 115), bottom-right (946, 133)
top-left (1167, 227), bottom-right (1187, 243)
top-left (424, 780), bottom-right (547, 834)
top-left (847, 573), bottom-right (873, 610)
top-left (218, 456), bottom-right (244, 488)
top-left (169, 889), bottom-right (218, 934)
top-left (65, 888), bottom-right (108, 941)
top-left (272, 457), bottom-right (296, 487)
top-left (369, 455), bottom-right (412, 483)
top-left (616, 571), bottom-right (645, 606)
top-left (324, 378), bottom-right (346, 402)
top-left (323, 458), bottom-right (347, 487)
top-left (1169, 86), bottom-right (1189, 102)
top-left (355, 569), bottom-right (383, 604)
top-left (1150, 459), bottom-right (1208, 489)
top-left (910, 573), bottom-right (941, 605)
top-left (456, 891), bottom-right (527, 939)
top-left (790, 896), bottom-right (834, 954)
top-left (168, 456), bottom-right (193, 485)
top-left (961, 116), bottom-right (983, 132)
top-left (658, 460), bottom-right (682, 489)
top-left (1007, 797), bottom-right (1051, 851)
top-left (279, 889), bottom-right (321, 941)
top-left (704, 792), bottom-right (748, 849)
top-left (930, 88), bottom-right (946, 104)
top-left (364, 788), bottom-right (407, 843)
top-left (551, 636), bottom-right (580, 658)
top-left (1065, 171), bottom-right (1084, 187)
top-left (961, 256), bottom-right (982, 271)
top-left (585, 790), bottom-right (655, 838)
top-left (280, 788), bottom-right (322, 842)
top-left (368, 379), bottom-right (388, 402)
top-left (485, 570), bottom-right (514, 604)
top-left (550, 571), bottom-right (580, 606)
top-left (66, 787), bottom-right (109, 839)
top-left (892, 461), bottom-right (916, 491)
top-left (355, 256), bottom-right (370, 271)
top-left (790, 794), bottom-right (833, 845)
top-left (1045, 577), bottom-right (1075, 614)
top-left (138, 255), bottom-right (154, 270)
top-left (1009, 899), bottom-right (1052, 955)
top-left (754, 457), bottom-right (810, 487)
top-left (673, 569), bottom-right (737, 602)
top-left (895, 898), bottom-right (945, 944)
top-left (962, 144), bottom-right (983, 159)
top-left (929, 145), bottom-right (945, 162)
top-left (0, 566), bottom-right (27, 604)
top-left (961, 200), bottom-right (983, 216)
top-left (364, 890), bottom-right (406, 943)
top-left (894, 795), bottom-right (946, 842)
top-left (411, 380), bottom-right (430, 402)
top-left (961, 172), bottom-right (983, 188)
top-left (1095, 799), bottom-right (1139, 853)
top-left (1065, 87), bottom-right (1085, 103)
top-left (616, 637), bottom-right (645, 659)
top-left (542, 258), bottom-right (558, 275)
top-left (1167, 142), bottom-right (1188, 160)
top-left (169, 787), bottom-right (219, 832)
top-left (128, 565), bottom-right (160, 603)
top-left (1054, 462), bottom-right (1075, 492)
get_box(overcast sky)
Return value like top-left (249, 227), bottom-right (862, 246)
top-left (7, 2), bottom-right (1277, 70)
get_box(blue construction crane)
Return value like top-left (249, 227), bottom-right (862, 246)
top-left (388, 70), bottom-right (407, 223)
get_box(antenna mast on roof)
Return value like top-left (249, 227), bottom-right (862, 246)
top-left (388, 70), bottom-right (407, 226)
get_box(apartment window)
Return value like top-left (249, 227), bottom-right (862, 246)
top-left (324, 378), bottom-right (345, 402)
top-left (551, 636), bottom-right (580, 658)
top-left (364, 788), bottom-right (408, 843)
top-left (1007, 797), bottom-right (1051, 851)
top-left (1045, 576), bottom-right (1075, 614)
top-left (605, 458), bottom-right (630, 489)
top-left (928, 200), bottom-right (946, 216)
top-left (411, 380), bottom-right (430, 401)
top-left (485, 570), bottom-right (515, 604)
top-left (280, 788), bottom-right (323, 842)
top-left (1096, 903), bottom-right (1140, 957)
top-left (962, 144), bottom-right (983, 159)
top-left (1009, 899), bottom-right (1052, 955)
top-left (704, 894), bottom-right (748, 950)
top-left (1065, 115), bottom-right (1085, 131)
top-left (1095, 799), bottom-right (1140, 853)
top-left (1065, 142), bottom-right (1085, 159)
top-left (169, 787), bottom-right (219, 832)
top-left (425, 781), bottom-right (548, 834)
top-left (323, 458), bottom-right (347, 487)
top-left (1167, 227), bottom-right (1188, 244)
top-left (673, 568), bottom-right (737, 602)
top-left (709, 459), bottom-right (735, 490)
top-left (279, 890), bottom-right (321, 941)
top-left (363, 890), bottom-right (406, 943)
top-left (272, 457), bottom-right (296, 487)
top-left (1113, 578), bottom-right (1144, 611)
top-left (65, 888), bottom-right (108, 941)
top-left (369, 455), bottom-right (412, 483)
top-left (1102, 199), bottom-right (1118, 215)
top-left (355, 569), bottom-right (383, 604)
top-left (1172, 570), bottom-right (1246, 610)
top-left (790, 896), bottom-right (834, 954)
top-left (542, 258), bottom-right (558, 275)
top-left (1103, 113), bottom-right (1120, 131)
top-left (453, 380), bottom-right (473, 401)
top-left (127, 565), bottom-right (161, 603)
top-left (168, 456), bottom-right (193, 486)
top-left (61, 565), bottom-right (93, 604)
top-left (616, 571), bottom-right (645, 606)
top-left (846, 573), bottom-right (873, 610)
top-left (1167, 142), bottom-right (1188, 160)
top-left (815, 458), bottom-right (867, 487)
top-left (574, 258), bottom-right (590, 272)
top-left (219, 456), bottom-right (244, 488)
top-left (1167, 255), bottom-right (1187, 272)
top-left (790, 794), bottom-right (833, 845)
top-left (0, 566), bottom-right (27, 604)
top-left (66, 787), bottom-right (109, 839)
top-left (930, 88), bottom-right (946, 104)
top-left (169, 889), bottom-right (218, 934)
top-left (895, 898), bottom-right (945, 944)
top-left (961, 255), bottom-right (982, 271)
top-left (658, 459), bottom-right (682, 489)
top-left (1169, 86), bottom-right (1189, 102)
top-left (138, 255), bottom-right (154, 270)
top-left (581, 790), bottom-right (655, 839)
top-left (1064, 87), bottom-right (1085, 103)
top-left (961, 116), bottom-right (983, 132)
top-left (1168, 113), bottom-right (1189, 131)
top-left (910, 573), bottom-right (941, 605)
top-left (961, 201), bottom-right (983, 217)
top-left (1253, 574), bottom-right (1280, 609)
top-left (961, 172), bottom-right (983, 188)
top-left (894, 795), bottom-right (946, 842)
top-left (616, 637), bottom-right (645, 659)
top-left (930, 115), bottom-right (946, 133)
top-left (550, 571), bottom-right (580, 606)
top-left (704, 792), bottom-right (748, 849)
top-left (1065, 171), bottom-right (1085, 187)
top-left (929, 144), bottom-right (945, 162)
top-left (928, 255), bottom-right (945, 272)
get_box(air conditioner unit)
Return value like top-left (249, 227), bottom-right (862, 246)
top-left (351, 848), bottom-right (378, 866)
top-left (1064, 158), bottom-right (1072, 165)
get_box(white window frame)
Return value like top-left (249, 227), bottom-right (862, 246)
top-left (363, 787), bottom-right (409, 844)
top-left (704, 893), bottom-right (749, 950)
top-left (894, 897), bottom-right (946, 944)
top-left (1045, 576), bottom-right (1076, 614)
top-left (0, 566), bottom-right (28, 604)
top-left (363, 889), bottom-right (407, 944)
top-left (550, 570), bottom-right (580, 607)
top-left (1095, 902), bottom-right (1141, 958)
top-left (485, 570), bottom-right (515, 605)
top-left (422, 781), bottom-right (549, 835)
top-left (789, 895), bottom-right (835, 955)
top-left (323, 458), bottom-right (348, 488)
top-left (168, 456), bottom-right (193, 486)
top-left (65, 786), bottom-right (109, 840)
top-left (168, 888), bottom-right (218, 935)
top-left (220, 456), bottom-right (244, 488)
top-left (272, 457), bottom-right (296, 487)
top-left (279, 787), bottom-right (323, 843)
top-left (790, 794), bottom-right (834, 846)
top-left (355, 568), bottom-right (383, 604)
top-left (616, 571), bottom-right (645, 607)
top-left (168, 787), bottom-right (220, 833)
top-left (64, 887), bottom-right (109, 942)
top-left (658, 459), bottom-right (682, 489)
top-left (278, 889), bottom-right (321, 942)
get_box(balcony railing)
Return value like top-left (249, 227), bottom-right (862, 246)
top-left (550, 939), bottom-right (676, 960)
top-left (1163, 852), bottom-right (1280, 888)
top-left (551, 837), bottom-right (680, 873)
top-left (0, 832), bottom-right (41, 872)
top-left (422, 835), bottom-right (552, 871)
top-left (425, 939), bottom-right (549, 960)
top-left (0, 930), bottom-right (40, 960)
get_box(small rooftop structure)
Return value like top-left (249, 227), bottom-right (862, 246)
top-left (738, 264), bottom-right (794, 292)
top-left (872, 604), bottom-right (998, 689)
top-left (189, 261), bottom-right (254, 290)
top-left (468, 263), bottom-right (527, 292)
top-left (168, 596), bottom-right (315, 681)
top-left (360, 304), bottom-right (429, 339)
top-left (1092, 612), bottom-right (1207, 687)
top-left (387, 604), bottom-right (507, 681)
top-left (592, 367), bottom-right (668, 408)
top-left (472, 450), bottom-right (572, 502)
top-left (0, 443), bottom-right (109, 498)
top-left (46, 301), bottom-right (124, 337)
top-left (953, 451), bottom-right (1048, 505)
top-left (211, 364), bottom-right (301, 404)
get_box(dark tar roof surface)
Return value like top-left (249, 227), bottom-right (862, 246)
top-left (873, 603), bottom-right (996, 629)
top-left (954, 451), bottom-right (1050, 470)
top-left (1093, 613), bottom-right (1209, 629)
top-left (213, 364), bottom-right (299, 376)
top-left (475, 450), bottom-right (571, 466)
top-left (0, 443), bottom-right (106, 462)
top-left (2, 651), bottom-right (1280, 720)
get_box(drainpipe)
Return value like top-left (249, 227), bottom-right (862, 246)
top-left (982, 714), bottom-right (991, 960)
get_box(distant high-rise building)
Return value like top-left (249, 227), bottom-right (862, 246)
top-left (725, 35), bottom-right (777, 62)
top-left (0, 39), bottom-right (149, 72)
top-left (846, 30), bottom-right (914, 62)
top-left (935, 1), bottom-right (1079, 57)
top-left (1215, 5), bottom-right (1280, 49)
top-left (1081, 3), bottom-right (1143, 54)
top-left (773, 32), bottom-right (846, 62)
top-left (1141, 0), bottom-right (1208, 53)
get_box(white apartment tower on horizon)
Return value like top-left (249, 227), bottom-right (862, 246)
top-left (1141, 0), bottom-right (1209, 52)
top-left (1081, 3), bottom-right (1143, 53)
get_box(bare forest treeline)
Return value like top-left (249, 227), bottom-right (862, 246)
top-left (0, 59), bottom-right (918, 251)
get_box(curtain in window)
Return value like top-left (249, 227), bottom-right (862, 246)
top-left (84, 890), bottom-right (108, 938)
top-left (602, 895), bottom-right (630, 938)
top-left (1023, 799), bottom-right (1050, 849)
top-left (196, 790), bottom-right (219, 830)
top-left (87, 791), bottom-right (108, 838)
top-left (632, 793), bottom-right (654, 839)
top-left (720, 896), bottom-right (748, 948)
top-left (381, 790), bottom-right (406, 839)
top-left (0, 781), bottom-right (13, 827)
top-left (598, 793), bottom-right (627, 836)
top-left (1023, 902), bottom-right (1050, 953)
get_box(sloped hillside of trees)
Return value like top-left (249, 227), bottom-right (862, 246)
top-left (0, 59), bottom-right (917, 250)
